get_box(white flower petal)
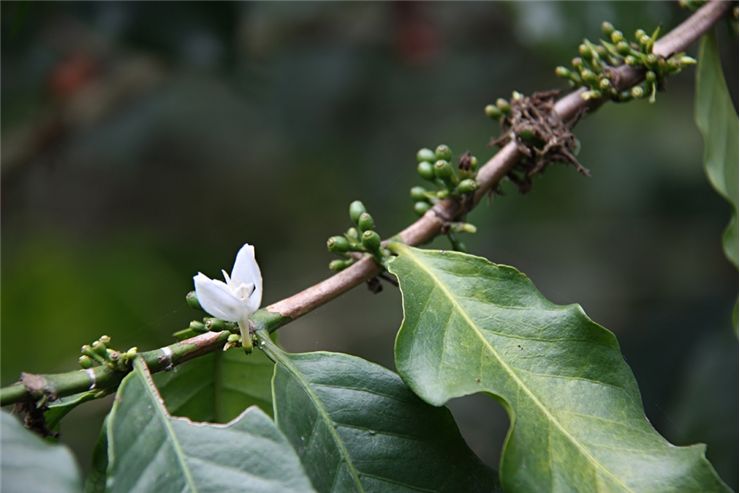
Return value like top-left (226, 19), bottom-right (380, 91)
top-left (221, 269), bottom-right (231, 284)
top-left (193, 273), bottom-right (249, 322)
top-left (230, 243), bottom-right (262, 307)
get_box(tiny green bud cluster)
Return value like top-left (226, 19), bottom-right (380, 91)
top-left (325, 200), bottom-right (390, 271)
top-left (412, 144), bottom-right (480, 217)
top-left (554, 22), bottom-right (696, 104)
top-left (79, 336), bottom-right (138, 372)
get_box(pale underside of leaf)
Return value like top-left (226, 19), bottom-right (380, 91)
top-left (154, 344), bottom-right (274, 422)
top-left (389, 245), bottom-right (730, 493)
top-left (266, 342), bottom-right (499, 493)
top-left (106, 358), bottom-right (314, 493)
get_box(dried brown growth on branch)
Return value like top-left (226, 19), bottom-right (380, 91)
top-left (491, 90), bottom-right (588, 193)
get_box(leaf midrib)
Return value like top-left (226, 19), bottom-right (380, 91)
top-left (268, 348), bottom-right (365, 493)
top-left (134, 359), bottom-right (199, 492)
top-left (399, 247), bottom-right (632, 493)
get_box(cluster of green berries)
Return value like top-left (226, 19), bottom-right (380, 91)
top-left (78, 335), bottom-right (138, 371)
top-left (412, 144), bottom-right (479, 216)
top-left (555, 22), bottom-right (696, 104)
top-left (326, 201), bottom-right (387, 271)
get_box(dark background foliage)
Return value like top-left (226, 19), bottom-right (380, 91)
top-left (2, 1), bottom-right (737, 487)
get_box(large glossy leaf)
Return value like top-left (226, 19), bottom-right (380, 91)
top-left (0, 410), bottom-right (82, 493)
top-left (388, 245), bottom-right (729, 493)
top-left (154, 347), bottom-right (274, 422)
top-left (262, 336), bottom-right (499, 493)
top-left (106, 358), bottom-right (315, 493)
top-left (695, 33), bottom-right (739, 267)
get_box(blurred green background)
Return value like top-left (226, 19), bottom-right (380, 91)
top-left (2, 1), bottom-right (737, 488)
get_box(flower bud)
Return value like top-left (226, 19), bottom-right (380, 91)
top-left (452, 222), bottom-right (478, 234)
top-left (624, 55), bottom-right (638, 66)
top-left (361, 230), bottom-right (381, 252)
top-left (186, 291), bottom-right (202, 310)
top-left (417, 161), bottom-right (435, 181)
top-left (204, 317), bottom-right (227, 331)
top-left (580, 69), bottom-right (597, 83)
top-left (349, 200), bottom-right (366, 224)
top-left (578, 43), bottom-right (590, 58)
top-left (571, 57), bottom-right (583, 69)
top-left (92, 341), bottom-right (107, 356)
top-left (645, 54), bottom-right (658, 67)
top-left (414, 201), bottom-right (431, 216)
top-left (227, 334), bottom-right (240, 343)
top-left (189, 320), bottom-right (206, 332)
top-left (610, 30), bottom-right (624, 43)
top-left (456, 179), bottom-right (478, 194)
top-left (99, 335), bottom-right (111, 345)
top-left (598, 78), bottom-right (611, 91)
top-left (357, 212), bottom-right (375, 232)
top-left (433, 160), bottom-right (454, 181)
top-left (495, 98), bottom-right (511, 113)
top-left (511, 91), bottom-right (524, 101)
top-left (434, 144), bottom-right (453, 161)
top-left (601, 21), bottom-right (615, 36)
top-left (410, 186), bottom-right (428, 201)
top-left (616, 41), bottom-right (630, 55)
top-left (645, 70), bottom-right (656, 83)
top-left (125, 347), bottom-right (138, 359)
top-left (555, 66), bottom-right (570, 78)
top-left (679, 55), bottom-right (696, 66)
top-left (416, 148), bottom-right (436, 163)
top-left (634, 29), bottom-right (647, 40)
top-left (484, 104), bottom-right (502, 119)
top-left (630, 86), bottom-right (644, 99)
top-left (79, 355), bottom-right (94, 369)
top-left (327, 235), bottom-right (351, 252)
top-left (639, 34), bottom-right (652, 47)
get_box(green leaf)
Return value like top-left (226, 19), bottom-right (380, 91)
top-left (261, 336), bottom-right (499, 493)
top-left (154, 346), bottom-right (274, 422)
top-left (388, 245), bottom-right (730, 493)
top-left (107, 358), bottom-right (315, 493)
top-left (45, 389), bottom-right (105, 430)
top-left (0, 410), bottom-right (82, 493)
top-left (84, 420), bottom-right (109, 493)
top-left (695, 32), bottom-right (739, 268)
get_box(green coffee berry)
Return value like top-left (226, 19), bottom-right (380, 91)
top-left (346, 227), bottom-right (359, 240)
top-left (327, 235), bottom-right (351, 252)
top-left (204, 317), bottom-right (227, 331)
top-left (485, 104), bottom-right (501, 119)
top-left (456, 179), bottom-right (478, 194)
top-left (79, 355), bottom-right (94, 369)
top-left (361, 230), bottom-right (381, 251)
top-left (610, 30), bottom-right (624, 43)
top-left (645, 70), bottom-right (656, 83)
top-left (357, 212), bottom-right (375, 232)
top-left (601, 21), bottom-right (615, 36)
top-left (435, 144), bottom-right (453, 161)
top-left (189, 320), bottom-right (206, 332)
top-left (433, 160), bottom-right (454, 180)
top-left (410, 186), bottom-right (428, 201)
top-left (616, 41), bottom-right (630, 55)
top-left (417, 161), bottom-right (435, 180)
top-left (414, 201), bottom-right (431, 216)
top-left (349, 200), bottom-right (366, 224)
top-left (329, 259), bottom-right (353, 272)
top-left (416, 148), bottom-right (436, 163)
